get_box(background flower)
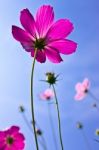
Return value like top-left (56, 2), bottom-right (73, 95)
top-left (75, 78), bottom-right (90, 100)
top-left (0, 126), bottom-right (25, 150)
top-left (40, 89), bottom-right (54, 100)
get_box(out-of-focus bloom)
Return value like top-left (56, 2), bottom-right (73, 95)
top-left (36, 129), bottom-right (42, 136)
top-left (12, 5), bottom-right (77, 63)
top-left (96, 129), bottom-right (99, 136)
top-left (40, 89), bottom-right (54, 100)
top-left (0, 126), bottom-right (25, 150)
top-left (75, 78), bottom-right (90, 101)
top-left (19, 105), bottom-right (25, 113)
top-left (76, 122), bottom-right (83, 129)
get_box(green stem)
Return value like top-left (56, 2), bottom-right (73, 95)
top-left (88, 90), bottom-right (99, 104)
top-left (52, 85), bottom-right (64, 150)
top-left (35, 121), bottom-right (47, 150)
top-left (48, 103), bottom-right (58, 150)
top-left (81, 129), bottom-right (92, 150)
top-left (31, 48), bottom-right (39, 150)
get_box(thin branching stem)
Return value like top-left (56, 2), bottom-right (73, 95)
top-left (52, 85), bottom-right (64, 150)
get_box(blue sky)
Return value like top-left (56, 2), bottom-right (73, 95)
top-left (0, 0), bottom-right (99, 149)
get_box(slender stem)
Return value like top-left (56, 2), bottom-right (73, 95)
top-left (31, 48), bottom-right (39, 150)
top-left (81, 129), bottom-right (92, 150)
top-left (21, 113), bottom-right (47, 149)
top-left (94, 139), bottom-right (99, 143)
top-left (52, 85), bottom-right (64, 150)
top-left (38, 134), bottom-right (47, 150)
top-left (22, 113), bottom-right (33, 133)
top-left (35, 121), bottom-right (47, 150)
top-left (88, 90), bottom-right (99, 104)
top-left (95, 105), bottom-right (99, 112)
top-left (48, 103), bottom-right (58, 150)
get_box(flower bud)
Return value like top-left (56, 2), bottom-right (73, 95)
top-left (46, 72), bottom-right (58, 85)
top-left (76, 122), bottom-right (83, 129)
top-left (92, 103), bottom-right (97, 108)
top-left (19, 106), bottom-right (25, 113)
top-left (36, 129), bottom-right (42, 136)
top-left (96, 129), bottom-right (99, 136)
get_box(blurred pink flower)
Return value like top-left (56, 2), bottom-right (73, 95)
top-left (75, 78), bottom-right (90, 100)
top-left (40, 89), bottom-right (54, 100)
top-left (0, 126), bottom-right (25, 150)
top-left (12, 5), bottom-right (77, 63)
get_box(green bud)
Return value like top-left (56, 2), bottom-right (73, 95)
top-left (96, 129), bottom-right (99, 136)
top-left (46, 72), bottom-right (58, 85)
top-left (36, 129), bottom-right (42, 136)
top-left (19, 106), bottom-right (25, 113)
top-left (76, 122), bottom-right (83, 129)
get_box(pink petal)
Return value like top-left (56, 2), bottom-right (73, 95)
top-left (0, 142), bottom-right (5, 149)
top-left (20, 9), bottom-right (36, 37)
top-left (44, 89), bottom-right (54, 97)
top-left (31, 50), bottom-right (46, 63)
top-left (10, 126), bottom-right (20, 132)
top-left (45, 47), bottom-right (63, 63)
top-left (12, 26), bottom-right (33, 42)
top-left (0, 131), bottom-right (6, 139)
top-left (40, 89), bottom-right (54, 100)
top-left (75, 83), bottom-right (83, 92)
top-left (13, 141), bottom-right (25, 149)
top-left (21, 41), bottom-right (34, 52)
top-left (7, 146), bottom-right (18, 150)
top-left (82, 78), bottom-right (90, 89)
top-left (75, 92), bottom-right (85, 101)
top-left (46, 19), bottom-right (73, 41)
top-left (8, 126), bottom-right (20, 135)
top-left (14, 133), bottom-right (25, 141)
top-left (48, 39), bottom-right (77, 54)
top-left (36, 5), bottom-right (54, 37)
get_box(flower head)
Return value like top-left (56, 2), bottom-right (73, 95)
top-left (0, 126), bottom-right (25, 150)
top-left (19, 105), bottom-right (25, 113)
top-left (75, 78), bottom-right (90, 101)
top-left (92, 103), bottom-right (97, 108)
top-left (12, 5), bottom-right (77, 63)
top-left (40, 88), bottom-right (54, 100)
top-left (46, 72), bottom-right (58, 85)
top-left (76, 122), bottom-right (83, 129)
top-left (96, 129), bottom-right (99, 136)
top-left (36, 129), bottom-right (42, 136)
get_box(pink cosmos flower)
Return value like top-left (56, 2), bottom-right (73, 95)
top-left (75, 78), bottom-right (90, 100)
top-left (0, 126), bottom-right (25, 150)
top-left (40, 89), bottom-right (54, 100)
top-left (12, 5), bottom-right (77, 63)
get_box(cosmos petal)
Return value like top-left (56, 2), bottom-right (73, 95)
top-left (21, 41), bottom-right (34, 52)
top-left (31, 50), bottom-right (46, 63)
top-left (48, 39), bottom-right (77, 54)
top-left (20, 9), bottom-right (36, 37)
top-left (82, 78), bottom-right (90, 89)
top-left (36, 5), bottom-right (54, 37)
top-left (12, 26), bottom-right (33, 42)
top-left (75, 93), bottom-right (86, 101)
top-left (46, 19), bottom-right (74, 40)
top-left (45, 47), bottom-right (63, 63)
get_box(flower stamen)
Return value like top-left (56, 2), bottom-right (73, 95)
top-left (6, 136), bottom-right (14, 145)
top-left (34, 38), bottom-right (46, 50)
